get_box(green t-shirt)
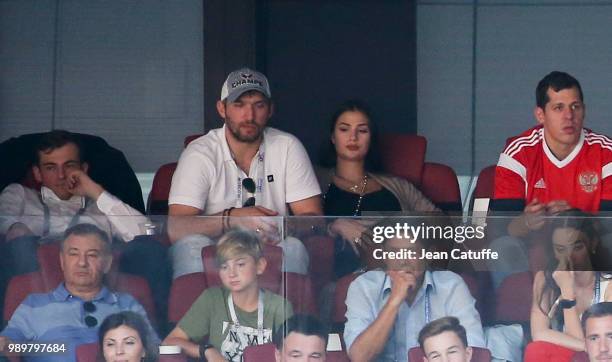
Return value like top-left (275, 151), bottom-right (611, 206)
top-left (178, 287), bottom-right (293, 361)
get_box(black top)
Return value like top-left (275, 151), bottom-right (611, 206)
top-left (323, 183), bottom-right (401, 216)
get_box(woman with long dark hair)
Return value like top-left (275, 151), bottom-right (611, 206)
top-left (525, 209), bottom-right (612, 362)
top-left (318, 99), bottom-right (440, 276)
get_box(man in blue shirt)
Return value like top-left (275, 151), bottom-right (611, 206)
top-left (0, 223), bottom-right (157, 362)
top-left (344, 220), bottom-right (485, 362)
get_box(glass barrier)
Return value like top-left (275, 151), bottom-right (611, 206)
top-left (1, 213), bottom-right (611, 361)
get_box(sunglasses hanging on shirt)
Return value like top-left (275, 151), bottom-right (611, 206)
top-left (83, 301), bottom-right (98, 327)
top-left (242, 178), bottom-right (256, 207)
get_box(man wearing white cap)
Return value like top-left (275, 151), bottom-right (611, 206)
top-left (167, 67), bottom-right (322, 278)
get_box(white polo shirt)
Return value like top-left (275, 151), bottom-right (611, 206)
top-left (168, 125), bottom-right (321, 215)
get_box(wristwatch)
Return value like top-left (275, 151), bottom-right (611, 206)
top-left (199, 343), bottom-right (214, 361)
top-left (559, 299), bottom-right (577, 309)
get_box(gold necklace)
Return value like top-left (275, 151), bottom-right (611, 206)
top-left (334, 173), bottom-right (366, 193)
top-left (353, 174), bottom-right (369, 216)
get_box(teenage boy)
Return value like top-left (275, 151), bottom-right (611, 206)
top-left (418, 316), bottom-right (473, 362)
top-left (163, 229), bottom-right (293, 362)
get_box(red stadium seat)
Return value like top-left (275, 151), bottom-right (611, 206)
top-left (283, 273), bottom-right (318, 315)
top-left (146, 162), bottom-right (178, 215)
top-left (167, 272), bottom-right (207, 324)
top-left (332, 272), bottom-right (362, 327)
top-left (3, 270), bottom-right (157, 327)
top-left (408, 346), bottom-right (492, 362)
top-left (3, 272), bottom-right (46, 322)
top-left (243, 343), bottom-right (275, 362)
top-left (472, 165), bottom-right (496, 201)
top-left (421, 162), bottom-right (462, 212)
top-left (495, 271), bottom-right (533, 324)
top-left (76, 342), bottom-right (98, 362)
top-left (328, 350), bottom-right (351, 362)
top-left (379, 133), bottom-right (462, 212)
top-left (302, 235), bottom-right (334, 293)
top-left (380, 133), bottom-right (426, 186)
top-left (571, 351), bottom-right (589, 362)
top-left (184, 134), bottom-right (203, 148)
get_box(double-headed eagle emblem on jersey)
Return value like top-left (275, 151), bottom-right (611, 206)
top-left (578, 171), bottom-right (599, 193)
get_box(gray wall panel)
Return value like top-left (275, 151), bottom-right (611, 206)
top-left (418, 2), bottom-right (612, 176)
top-left (417, 5), bottom-right (474, 175)
top-left (55, 0), bottom-right (203, 171)
top-left (0, 0), bottom-right (56, 138)
top-left (475, 5), bottom-right (612, 171)
top-left (0, 0), bottom-right (203, 172)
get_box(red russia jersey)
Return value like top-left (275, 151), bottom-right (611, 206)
top-left (494, 126), bottom-right (612, 212)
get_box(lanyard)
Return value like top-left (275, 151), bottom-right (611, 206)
top-left (593, 272), bottom-right (601, 304)
top-left (227, 290), bottom-right (265, 341)
top-left (40, 195), bottom-right (88, 237)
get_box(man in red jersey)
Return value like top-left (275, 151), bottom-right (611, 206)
top-left (488, 71), bottom-right (612, 288)
top-left (492, 71), bottom-right (612, 236)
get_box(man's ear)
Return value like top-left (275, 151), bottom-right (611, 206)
top-left (59, 251), bottom-right (66, 272)
top-left (466, 346), bottom-right (473, 362)
top-left (274, 347), bottom-right (281, 362)
top-left (81, 162), bottom-right (89, 173)
top-left (33, 165), bottom-right (42, 183)
top-left (217, 100), bottom-right (227, 119)
top-left (256, 257), bottom-right (268, 275)
top-left (268, 101), bottom-right (275, 119)
top-left (534, 107), bottom-right (545, 125)
top-left (103, 254), bottom-right (113, 274)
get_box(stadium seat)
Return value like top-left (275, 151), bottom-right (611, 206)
top-left (147, 162), bottom-right (178, 215)
top-left (332, 272), bottom-right (362, 329)
top-left (379, 133), bottom-right (426, 186)
top-left (471, 165), bottom-right (496, 203)
top-left (408, 346), bottom-right (492, 362)
top-left (328, 350), bottom-right (351, 362)
top-left (76, 342), bottom-right (98, 362)
top-left (421, 162), bottom-right (462, 212)
top-left (378, 133), bottom-right (462, 212)
top-left (184, 134), bottom-right (203, 148)
top-left (495, 271), bottom-right (533, 324)
top-left (167, 272), bottom-right (207, 324)
top-left (284, 273), bottom-right (318, 315)
top-left (2, 269), bottom-right (157, 328)
top-left (3, 272), bottom-right (46, 322)
top-left (571, 351), bottom-right (589, 362)
top-left (302, 235), bottom-right (334, 293)
top-left (243, 343), bottom-right (275, 362)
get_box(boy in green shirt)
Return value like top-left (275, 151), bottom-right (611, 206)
top-left (163, 229), bottom-right (293, 361)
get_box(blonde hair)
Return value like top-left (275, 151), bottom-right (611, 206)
top-left (216, 228), bottom-right (263, 266)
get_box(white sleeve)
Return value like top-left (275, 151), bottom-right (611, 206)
top-left (168, 146), bottom-right (214, 211)
top-left (96, 191), bottom-right (149, 242)
top-left (0, 184), bottom-right (27, 234)
top-left (284, 137), bottom-right (321, 203)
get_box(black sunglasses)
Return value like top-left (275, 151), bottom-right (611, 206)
top-left (83, 301), bottom-right (98, 327)
top-left (242, 178), bottom-right (256, 207)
